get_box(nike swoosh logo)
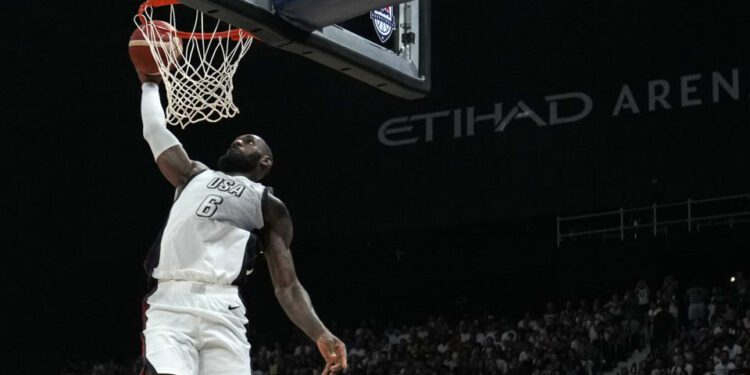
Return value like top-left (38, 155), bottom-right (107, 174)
top-left (229, 305), bottom-right (241, 310)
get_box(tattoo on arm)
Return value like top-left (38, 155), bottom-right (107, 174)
top-left (263, 196), bottom-right (329, 341)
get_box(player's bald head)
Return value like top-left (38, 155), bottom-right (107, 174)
top-left (250, 134), bottom-right (273, 160)
top-left (248, 134), bottom-right (273, 180)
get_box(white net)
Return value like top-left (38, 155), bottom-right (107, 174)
top-left (135, 5), bottom-right (254, 127)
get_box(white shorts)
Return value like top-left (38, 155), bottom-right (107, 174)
top-left (142, 280), bottom-right (251, 375)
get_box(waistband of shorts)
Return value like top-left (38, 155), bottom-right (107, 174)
top-left (156, 279), bottom-right (239, 296)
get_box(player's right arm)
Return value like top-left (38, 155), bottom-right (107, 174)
top-left (139, 73), bottom-right (205, 187)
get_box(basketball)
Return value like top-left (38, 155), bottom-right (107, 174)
top-left (129, 20), bottom-right (182, 76)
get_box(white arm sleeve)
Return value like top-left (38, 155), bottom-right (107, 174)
top-left (141, 82), bottom-right (181, 160)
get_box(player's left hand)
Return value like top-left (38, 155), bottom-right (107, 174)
top-left (316, 332), bottom-right (347, 374)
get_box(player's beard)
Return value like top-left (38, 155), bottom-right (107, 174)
top-left (217, 149), bottom-right (261, 174)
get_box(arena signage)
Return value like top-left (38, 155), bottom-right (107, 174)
top-left (378, 68), bottom-right (744, 147)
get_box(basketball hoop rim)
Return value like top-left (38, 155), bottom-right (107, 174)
top-left (137, 0), bottom-right (256, 41)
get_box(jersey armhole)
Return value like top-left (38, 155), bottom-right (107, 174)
top-left (259, 186), bottom-right (274, 228)
top-left (261, 186), bottom-right (274, 206)
top-left (173, 168), bottom-right (210, 201)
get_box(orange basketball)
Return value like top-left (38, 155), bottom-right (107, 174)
top-left (129, 21), bottom-right (182, 75)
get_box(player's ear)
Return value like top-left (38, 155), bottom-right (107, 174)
top-left (261, 155), bottom-right (273, 169)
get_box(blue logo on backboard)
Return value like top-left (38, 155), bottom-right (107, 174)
top-left (370, 6), bottom-right (396, 44)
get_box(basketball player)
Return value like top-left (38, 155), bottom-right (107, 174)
top-left (136, 71), bottom-right (348, 375)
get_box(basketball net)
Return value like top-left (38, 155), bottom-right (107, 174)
top-left (135, 2), bottom-right (254, 127)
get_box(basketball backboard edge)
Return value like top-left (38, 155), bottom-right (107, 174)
top-left (180, 0), bottom-right (431, 99)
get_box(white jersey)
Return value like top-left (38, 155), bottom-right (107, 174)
top-left (147, 169), bottom-right (267, 285)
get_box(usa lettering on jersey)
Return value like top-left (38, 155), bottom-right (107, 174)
top-left (206, 177), bottom-right (246, 197)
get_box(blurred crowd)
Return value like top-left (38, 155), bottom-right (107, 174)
top-left (59, 358), bottom-right (141, 375)
top-left (61, 273), bottom-right (749, 375)
top-left (632, 274), bottom-right (749, 375)
top-left (250, 290), bottom-right (647, 375)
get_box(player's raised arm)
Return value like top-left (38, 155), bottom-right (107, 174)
top-left (138, 73), bottom-right (204, 187)
top-left (261, 193), bottom-right (348, 375)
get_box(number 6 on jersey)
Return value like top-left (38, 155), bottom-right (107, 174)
top-left (196, 195), bottom-right (224, 217)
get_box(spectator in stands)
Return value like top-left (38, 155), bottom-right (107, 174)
top-left (686, 286), bottom-right (710, 327)
top-left (653, 301), bottom-right (678, 352)
top-left (668, 354), bottom-right (686, 375)
top-left (652, 358), bottom-right (667, 375)
top-left (544, 302), bottom-right (558, 325)
top-left (663, 276), bottom-right (679, 297)
top-left (637, 280), bottom-right (651, 313)
top-left (700, 359), bottom-right (714, 375)
top-left (518, 313), bottom-right (538, 333)
top-left (735, 273), bottom-right (748, 305)
top-left (608, 294), bottom-right (625, 322)
top-left (722, 339), bottom-right (743, 362)
top-left (625, 292), bottom-right (642, 322)
top-left (710, 287), bottom-right (730, 325)
top-left (714, 351), bottom-right (736, 375)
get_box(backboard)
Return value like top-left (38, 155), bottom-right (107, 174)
top-left (179, 0), bottom-right (431, 99)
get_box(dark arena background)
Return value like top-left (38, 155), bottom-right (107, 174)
top-left (4, 1), bottom-right (750, 374)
